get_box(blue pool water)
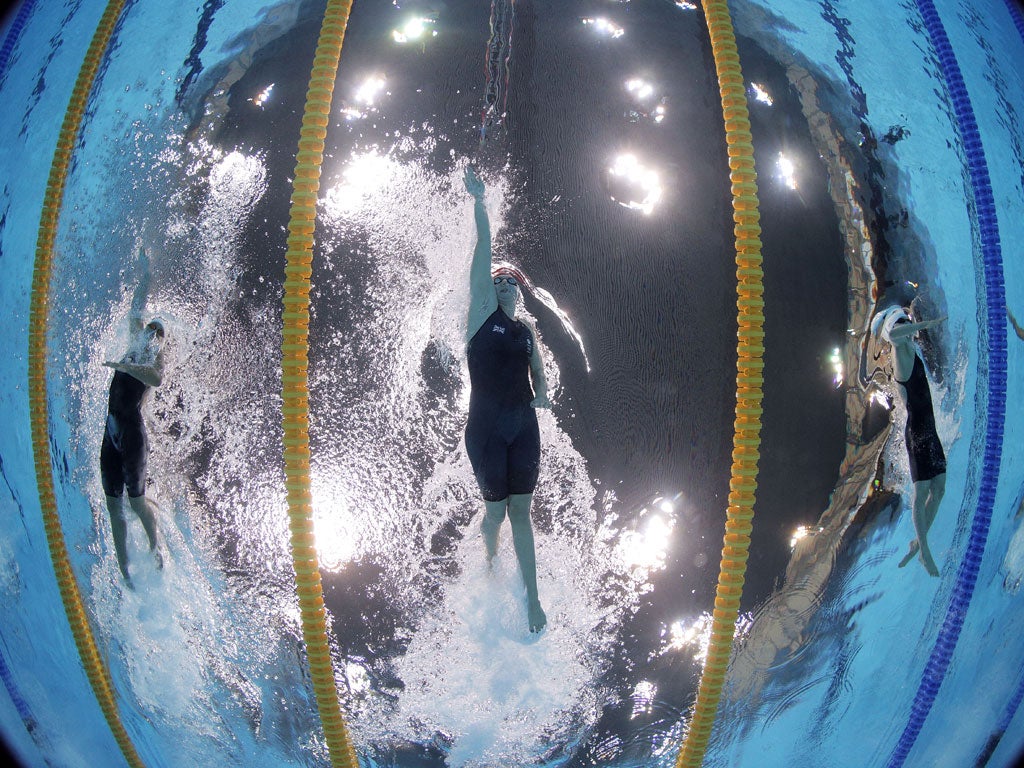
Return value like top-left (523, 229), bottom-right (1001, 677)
top-left (1, 0), bottom-right (1023, 766)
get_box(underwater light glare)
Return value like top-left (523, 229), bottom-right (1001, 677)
top-left (355, 75), bottom-right (387, 105)
top-left (392, 17), bottom-right (437, 44)
top-left (751, 82), bottom-right (773, 106)
top-left (608, 153), bottom-right (662, 214)
top-left (777, 152), bottom-right (798, 190)
top-left (582, 17), bottom-right (625, 38)
top-left (248, 83), bottom-right (274, 108)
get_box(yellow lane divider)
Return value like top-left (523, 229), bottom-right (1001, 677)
top-left (676, 1), bottom-right (765, 765)
top-left (27, 2), bottom-right (146, 767)
top-left (280, 1), bottom-right (359, 766)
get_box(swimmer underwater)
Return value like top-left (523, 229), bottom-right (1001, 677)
top-left (873, 305), bottom-right (947, 577)
top-left (101, 246), bottom-right (166, 588)
top-left (463, 166), bottom-right (551, 633)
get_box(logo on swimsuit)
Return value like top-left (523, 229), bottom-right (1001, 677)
top-left (492, 324), bottom-right (506, 334)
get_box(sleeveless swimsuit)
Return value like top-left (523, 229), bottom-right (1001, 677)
top-left (100, 369), bottom-right (151, 498)
top-left (896, 354), bottom-right (946, 482)
top-left (465, 308), bottom-right (540, 501)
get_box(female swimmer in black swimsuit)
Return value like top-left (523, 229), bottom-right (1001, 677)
top-left (463, 166), bottom-right (551, 632)
top-left (876, 306), bottom-right (947, 577)
top-left (101, 247), bottom-right (166, 588)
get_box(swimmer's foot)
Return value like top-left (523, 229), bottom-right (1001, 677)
top-left (481, 522), bottom-right (499, 568)
top-left (527, 599), bottom-right (547, 634)
top-left (898, 540), bottom-right (919, 568)
top-left (152, 548), bottom-right (164, 571)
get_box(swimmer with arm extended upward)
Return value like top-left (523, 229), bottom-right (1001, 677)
top-left (876, 306), bottom-right (947, 576)
top-left (101, 246), bottom-right (166, 588)
top-left (463, 166), bottom-right (550, 633)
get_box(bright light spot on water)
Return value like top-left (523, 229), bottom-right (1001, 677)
top-left (625, 78), bottom-right (654, 100)
top-left (777, 152), bottom-right (798, 189)
top-left (653, 103), bottom-right (666, 123)
top-left (674, 0), bottom-right (698, 9)
top-left (313, 484), bottom-right (358, 570)
top-left (608, 153), bottom-right (662, 214)
top-left (345, 661), bottom-right (372, 696)
top-left (324, 151), bottom-right (395, 215)
top-left (665, 615), bottom-right (712, 663)
top-left (249, 83), bottom-right (274, 108)
top-left (870, 390), bottom-right (892, 410)
top-left (392, 17), bottom-right (437, 43)
top-left (620, 513), bottom-right (674, 570)
top-left (582, 17), bottom-right (625, 38)
top-left (658, 497), bottom-right (674, 514)
top-left (339, 106), bottom-right (364, 121)
top-left (355, 75), bottom-right (387, 105)
top-left (789, 524), bottom-right (821, 549)
top-left (751, 82), bottom-right (773, 106)
top-left (829, 345), bottom-right (843, 387)
top-left (630, 680), bottom-right (657, 718)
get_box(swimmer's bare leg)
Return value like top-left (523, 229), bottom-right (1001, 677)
top-left (508, 493), bottom-right (546, 633)
top-left (128, 495), bottom-right (162, 570)
top-left (898, 540), bottom-right (919, 568)
top-left (481, 499), bottom-right (507, 567)
top-left (106, 495), bottom-right (133, 588)
top-left (912, 479), bottom-right (940, 577)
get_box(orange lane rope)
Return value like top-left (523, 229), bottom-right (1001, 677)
top-left (675, 1), bottom-right (765, 766)
top-left (279, 1), bottom-right (359, 766)
top-left (27, 1), bottom-right (147, 767)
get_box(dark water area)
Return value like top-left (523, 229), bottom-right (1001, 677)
top-left (206, 0), bottom-right (847, 751)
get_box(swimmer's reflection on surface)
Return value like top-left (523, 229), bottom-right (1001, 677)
top-left (462, 166), bottom-right (550, 633)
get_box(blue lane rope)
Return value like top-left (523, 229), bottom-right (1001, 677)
top-left (1002, 0), bottom-right (1024, 43)
top-left (0, 644), bottom-right (35, 727)
top-left (886, 2), bottom-right (1007, 766)
top-left (0, 0), bottom-right (38, 84)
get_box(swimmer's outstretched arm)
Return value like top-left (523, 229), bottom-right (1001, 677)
top-left (104, 355), bottom-right (163, 388)
top-left (887, 315), bottom-right (946, 343)
top-left (127, 246), bottom-right (152, 333)
top-left (465, 166), bottom-right (498, 340)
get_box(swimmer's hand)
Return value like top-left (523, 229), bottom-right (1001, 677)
top-left (531, 394), bottom-right (552, 409)
top-left (464, 166), bottom-right (484, 200)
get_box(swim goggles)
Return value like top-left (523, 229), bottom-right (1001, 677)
top-left (493, 275), bottom-right (519, 286)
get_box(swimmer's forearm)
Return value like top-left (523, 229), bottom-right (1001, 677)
top-left (105, 360), bottom-right (162, 387)
top-left (473, 197), bottom-right (491, 245)
top-left (529, 352), bottom-right (548, 399)
top-left (888, 316), bottom-right (945, 340)
top-left (130, 247), bottom-right (152, 314)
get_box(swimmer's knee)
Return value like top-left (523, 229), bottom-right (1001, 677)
top-left (507, 493), bottom-right (533, 519)
top-left (127, 494), bottom-right (154, 518)
top-left (483, 498), bottom-right (508, 522)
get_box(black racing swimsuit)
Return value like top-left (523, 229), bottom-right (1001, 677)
top-left (100, 369), bottom-right (150, 498)
top-left (465, 308), bottom-right (540, 501)
top-left (896, 354), bottom-right (947, 483)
